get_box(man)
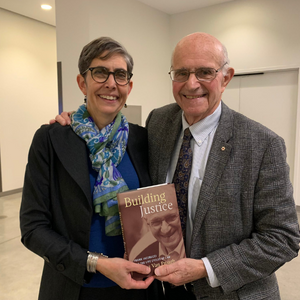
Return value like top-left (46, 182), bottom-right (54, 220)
top-left (53, 32), bottom-right (300, 300)
top-left (145, 32), bottom-right (300, 300)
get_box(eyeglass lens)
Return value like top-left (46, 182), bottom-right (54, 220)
top-left (91, 67), bottom-right (129, 85)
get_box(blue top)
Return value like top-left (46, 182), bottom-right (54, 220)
top-left (84, 151), bottom-right (140, 288)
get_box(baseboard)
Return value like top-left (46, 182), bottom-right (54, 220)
top-left (0, 188), bottom-right (23, 197)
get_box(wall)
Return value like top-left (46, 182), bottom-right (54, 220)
top-left (2, 0), bottom-right (300, 202)
top-left (170, 0), bottom-right (300, 205)
top-left (0, 8), bottom-right (58, 192)
top-left (56, 0), bottom-right (172, 126)
top-left (170, 0), bottom-right (300, 72)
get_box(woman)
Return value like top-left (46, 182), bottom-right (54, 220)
top-left (20, 37), bottom-right (162, 300)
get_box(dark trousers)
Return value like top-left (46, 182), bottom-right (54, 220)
top-left (79, 279), bottom-right (164, 300)
top-left (79, 285), bottom-right (147, 300)
top-left (162, 282), bottom-right (196, 300)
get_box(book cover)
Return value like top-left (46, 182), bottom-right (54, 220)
top-left (117, 183), bottom-right (186, 280)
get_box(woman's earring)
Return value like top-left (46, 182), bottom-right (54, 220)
top-left (84, 95), bottom-right (87, 103)
top-left (124, 103), bottom-right (127, 108)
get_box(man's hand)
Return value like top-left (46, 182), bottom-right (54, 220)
top-left (154, 258), bottom-right (207, 286)
top-left (49, 111), bottom-right (73, 125)
top-left (97, 257), bottom-right (154, 289)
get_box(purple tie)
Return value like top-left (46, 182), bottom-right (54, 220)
top-left (172, 128), bottom-right (193, 241)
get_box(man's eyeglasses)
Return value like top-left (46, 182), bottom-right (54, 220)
top-left (169, 62), bottom-right (228, 83)
top-left (149, 214), bottom-right (179, 229)
top-left (82, 66), bottom-right (133, 86)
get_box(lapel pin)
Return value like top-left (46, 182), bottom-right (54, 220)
top-left (221, 146), bottom-right (226, 151)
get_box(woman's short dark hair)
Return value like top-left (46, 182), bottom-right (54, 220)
top-left (78, 37), bottom-right (134, 76)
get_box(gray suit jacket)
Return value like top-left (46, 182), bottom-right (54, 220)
top-left (146, 102), bottom-right (300, 300)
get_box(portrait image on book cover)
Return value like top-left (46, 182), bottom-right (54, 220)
top-left (117, 183), bottom-right (186, 280)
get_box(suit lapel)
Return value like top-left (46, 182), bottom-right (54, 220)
top-left (127, 124), bottom-right (152, 187)
top-left (157, 110), bottom-right (182, 183)
top-left (49, 125), bottom-right (92, 204)
top-left (190, 103), bottom-right (234, 254)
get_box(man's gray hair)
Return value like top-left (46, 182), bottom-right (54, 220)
top-left (221, 43), bottom-right (230, 76)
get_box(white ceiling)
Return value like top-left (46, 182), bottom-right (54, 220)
top-left (0, 0), bottom-right (56, 26)
top-left (0, 0), bottom-right (235, 26)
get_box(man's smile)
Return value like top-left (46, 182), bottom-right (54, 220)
top-left (183, 93), bottom-right (207, 99)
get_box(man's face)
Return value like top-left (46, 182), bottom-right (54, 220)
top-left (146, 209), bottom-right (182, 253)
top-left (171, 38), bottom-right (233, 125)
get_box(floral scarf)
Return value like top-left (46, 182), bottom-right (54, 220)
top-left (71, 104), bottom-right (129, 236)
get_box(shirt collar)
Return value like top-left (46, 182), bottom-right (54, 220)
top-left (181, 102), bottom-right (222, 146)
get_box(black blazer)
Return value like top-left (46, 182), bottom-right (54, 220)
top-left (20, 123), bottom-right (152, 300)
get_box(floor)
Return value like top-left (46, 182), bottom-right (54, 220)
top-left (0, 193), bottom-right (299, 300)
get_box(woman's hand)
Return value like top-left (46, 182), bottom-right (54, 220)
top-left (96, 257), bottom-right (154, 289)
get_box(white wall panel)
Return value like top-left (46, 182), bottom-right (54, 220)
top-left (223, 70), bottom-right (299, 205)
top-left (0, 9), bottom-right (57, 192)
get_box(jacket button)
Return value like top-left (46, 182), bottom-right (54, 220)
top-left (57, 264), bottom-right (65, 272)
top-left (43, 256), bottom-right (50, 263)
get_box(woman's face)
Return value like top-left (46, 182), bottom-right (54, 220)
top-left (77, 53), bottom-right (133, 129)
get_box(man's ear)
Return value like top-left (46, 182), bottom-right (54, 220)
top-left (221, 67), bottom-right (234, 92)
top-left (77, 74), bottom-right (87, 95)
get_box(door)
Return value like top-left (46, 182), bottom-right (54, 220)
top-left (222, 70), bottom-right (298, 187)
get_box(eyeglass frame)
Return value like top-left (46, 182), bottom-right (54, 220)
top-left (82, 66), bottom-right (133, 86)
top-left (169, 62), bottom-right (228, 83)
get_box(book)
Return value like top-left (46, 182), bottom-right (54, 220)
top-left (117, 183), bottom-right (186, 280)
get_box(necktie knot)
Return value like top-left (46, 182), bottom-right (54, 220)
top-left (181, 128), bottom-right (193, 159)
top-left (183, 128), bottom-right (192, 141)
